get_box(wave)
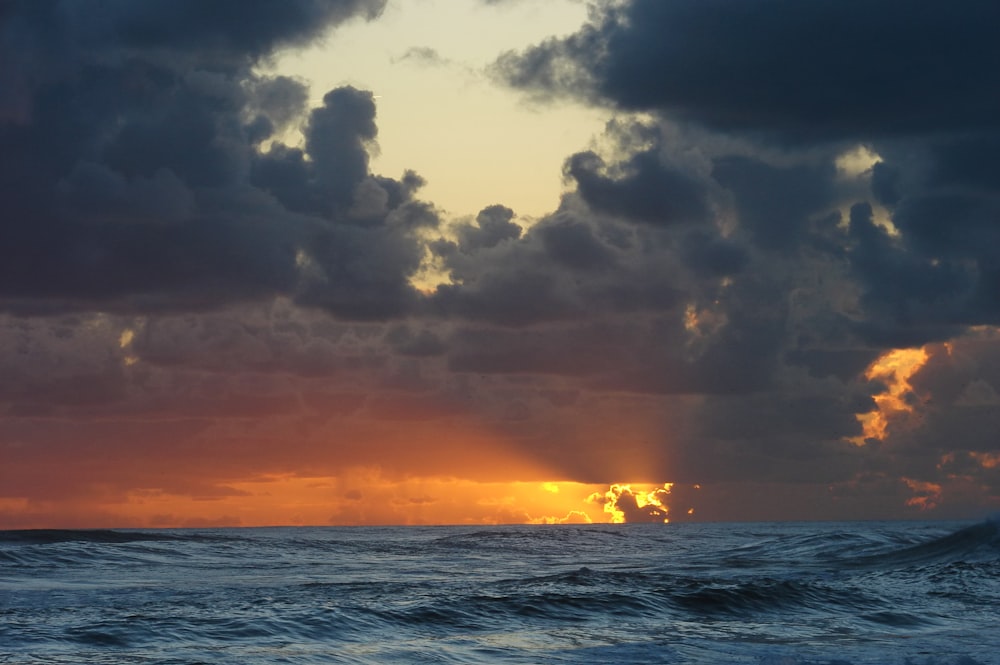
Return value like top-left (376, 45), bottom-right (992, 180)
top-left (667, 577), bottom-right (869, 617)
top-left (0, 528), bottom-right (257, 547)
top-left (0, 529), bottom-right (181, 545)
top-left (3, 521), bottom-right (997, 664)
top-left (843, 518), bottom-right (1000, 570)
top-left (0, 528), bottom-right (253, 568)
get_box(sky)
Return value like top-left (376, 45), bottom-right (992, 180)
top-left (2, 0), bottom-right (1000, 529)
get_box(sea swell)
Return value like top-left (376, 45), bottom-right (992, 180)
top-left (1, 520), bottom-right (998, 664)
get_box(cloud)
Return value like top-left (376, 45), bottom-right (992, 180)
top-left (493, 0), bottom-right (1000, 141)
top-left (491, 0), bottom-right (1000, 354)
top-left (589, 483), bottom-right (700, 523)
top-left (0, 0), bottom-right (429, 319)
top-left (476, 0), bottom-right (1000, 518)
top-left (564, 126), bottom-right (709, 226)
top-left (392, 46), bottom-right (451, 68)
top-left (3, 0), bottom-right (1000, 525)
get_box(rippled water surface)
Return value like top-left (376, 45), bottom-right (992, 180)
top-left (2, 520), bottom-right (999, 664)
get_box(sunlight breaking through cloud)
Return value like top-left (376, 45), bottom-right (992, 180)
top-left (589, 483), bottom-right (675, 523)
top-left (851, 347), bottom-right (930, 445)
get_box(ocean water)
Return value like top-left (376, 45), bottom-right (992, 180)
top-left (1, 520), bottom-right (998, 664)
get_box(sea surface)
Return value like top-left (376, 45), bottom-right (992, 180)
top-left (1, 520), bottom-right (999, 664)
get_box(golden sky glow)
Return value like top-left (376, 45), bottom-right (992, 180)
top-left (1, 473), bottom-right (693, 529)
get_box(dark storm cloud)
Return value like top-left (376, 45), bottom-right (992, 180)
top-left (494, 0), bottom-right (1000, 363)
top-left (12, 0), bottom-right (385, 64)
top-left (905, 337), bottom-right (1000, 455)
top-left (423, 119), bottom-right (794, 395)
top-left (248, 87), bottom-right (426, 227)
top-left (678, 231), bottom-right (748, 279)
top-left (427, 117), bottom-right (747, 331)
top-left (494, 0), bottom-right (1000, 141)
top-left (296, 218), bottom-right (427, 320)
top-left (538, 218), bottom-right (617, 272)
top-left (558, 119), bottom-right (711, 227)
top-left (564, 147), bottom-right (708, 226)
top-left (456, 205), bottom-right (522, 251)
top-left (245, 75), bottom-right (311, 134)
top-left (447, 324), bottom-right (622, 376)
top-left (434, 207), bottom-right (784, 400)
top-left (297, 86), bottom-right (377, 213)
top-left (789, 140), bottom-right (1000, 348)
top-left (0, 0), bottom-right (432, 319)
top-left (711, 156), bottom-right (836, 251)
top-left (869, 140), bottom-right (1000, 328)
top-left (493, 0), bottom-right (1000, 353)
top-left (430, 196), bottom-right (697, 328)
top-left (843, 202), bottom-right (973, 346)
top-left (432, 269), bottom-right (583, 327)
top-left (677, 390), bottom-right (871, 484)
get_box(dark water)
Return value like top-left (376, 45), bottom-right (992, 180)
top-left (2, 520), bottom-right (999, 664)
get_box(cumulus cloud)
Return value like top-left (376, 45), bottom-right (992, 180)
top-left (493, 0), bottom-right (1000, 141)
top-left (0, 0), bottom-right (429, 318)
top-left (478, 0), bottom-right (1000, 517)
top-left (493, 0), bottom-right (1000, 351)
top-left (589, 484), bottom-right (700, 523)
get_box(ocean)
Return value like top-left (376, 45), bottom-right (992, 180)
top-left (1, 520), bottom-right (998, 664)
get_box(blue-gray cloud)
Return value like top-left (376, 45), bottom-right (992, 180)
top-left (0, 0), bottom-right (434, 319)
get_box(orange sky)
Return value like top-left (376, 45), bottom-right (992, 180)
top-left (1, 313), bottom-right (997, 529)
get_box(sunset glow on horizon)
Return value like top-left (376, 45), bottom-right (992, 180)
top-left (1, 471), bottom-right (699, 529)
